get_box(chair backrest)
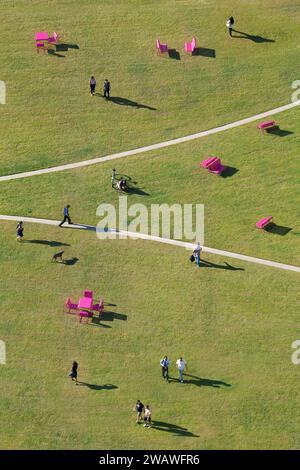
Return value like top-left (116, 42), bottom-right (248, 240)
top-left (65, 297), bottom-right (71, 306)
top-left (192, 37), bottom-right (196, 49)
top-left (52, 32), bottom-right (58, 40)
top-left (99, 298), bottom-right (104, 308)
top-left (84, 290), bottom-right (93, 298)
top-left (156, 39), bottom-right (160, 49)
top-left (209, 158), bottom-right (221, 171)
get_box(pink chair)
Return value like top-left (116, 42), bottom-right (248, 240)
top-left (257, 120), bottom-right (276, 132)
top-left (84, 290), bottom-right (93, 299)
top-left (48, 32), bottom-right (59, 44)
top-left (36, 42), bottom-right (45, 53)
top-left (92, 298), bottom-right (104, 314)
top-left (200, 157), bottom-right (226, 174)
top-left (78, 310), bottom-right (91, 323)
top-left (156, 39), bottom-right (168, 55)
top-left (65, 298), bottom-right (78, 313)
top-left (185, 37), bottom-right (197, 53)
top-left (256, 216), bottom-right (273, 230)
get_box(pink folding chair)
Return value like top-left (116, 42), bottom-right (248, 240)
top-left (48, 32), bottom-right (59, 44)
top-left (78, 310), bottom-right (91, 323)
top-left (156, 39), bottom-right (168, 55)
top-left (92, 298), bottom-right (104, 315)
top-left (64, 297), bottom-right (78, 314)
top-left (84, 290), bottom-right (93, 299)
top-left (36, 42), bottom-right (45, 53)
top-left (185, 37), bottom-right (197, 53)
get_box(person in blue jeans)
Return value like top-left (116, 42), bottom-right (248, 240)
top-left (176, 357), bottom-right (187, 383)
top-left (160, 356), bottom-right (170, 381)
top-left (59, 205), bottom-right (72, 227)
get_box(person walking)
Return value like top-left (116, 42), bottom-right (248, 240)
top-left (226, 16), bottom-right (235, 37)
top-left (160, 356), bottom-right (170, 381)
top-left (90, 76), bottom-right (96, 96)
top-left (111, 168), bottom-right (116, 187)
top-left (69, 360), bottom-right (78, 384)
top-left (134, 400), bottom-right (144, 423)
top-left (59, 205), bottom-right (72, 227)
top-left (176, 357), bottom-right (187, 383)
top-left (193, 244), bottom-right (202, 268)
top-left (143, 405), bottom-right (152, 428)
top-left (103, 79), bottom-right (111, 99)
top-left (16, 221), bottom-right (24, 241)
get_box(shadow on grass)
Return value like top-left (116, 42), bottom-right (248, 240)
top-left (47, 49), bottom-right (65, 58)
top-left (63, 257), bottom-right (79, 265)
top-left (151, 421), bottom-right (199, 437)
top-left (109, 96), bottom-right (156, 110)
top-left (264, 223), bottom-right (292, 236)
top-left (199, 259), bottom-right (244, 271)
top-left (168, 49), bottom-right (181, 60)
top-left (220, 166), bottom-right (239, 178)
top-left (169, 373), bottom-right (231, 388)
top-left (26, 240), bottom-right (70, 247)
top-left (89, 318), bottom-right (112, 328)
top-left (193, 47), bottom-right (216, 58)
top-left (100, 311), bottom-right (127, 321)
top-left (77, 382), bottom-right (117, 391)
top-left (266, 126), bottom-right (293, 137)
top-left (232, 30), bottom-right (275, 43)
top-left (56, 43), bottom-right (80, 51)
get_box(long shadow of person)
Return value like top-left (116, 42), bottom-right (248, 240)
top-left (77, 382), bottom-right (118, 391)
top-left (181, 373), bottom-right (231, 388)
top-left (109, 96), bottom-right (156, 110)
top-left (200, 259), bottom-right (244, 271)
top-left (232, 30), bottom-right (275, 43)
top-left (151, 421), bottom-right (199, 437)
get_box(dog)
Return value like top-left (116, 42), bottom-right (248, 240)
top-left (52, 250), bottom-right (64, 262)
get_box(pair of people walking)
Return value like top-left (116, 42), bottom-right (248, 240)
top-left (134, 400), bottom-right (152, 427)
top-left (89, 77), bottom-right (111, 98)
top-left (160, 356), bottom-right (188, 383)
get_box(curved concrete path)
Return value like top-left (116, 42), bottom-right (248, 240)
top-left (0, 100), bottom-right (299, 182)
top-left (1, 215), bottom-right (299, 273)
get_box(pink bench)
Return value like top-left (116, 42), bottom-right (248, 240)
top-left (156, 39), bottom-right (168, 55)
top-left (185, 37), bottom-right (196, 53)
top-left (78, 310), bottom-right (92, 323)
top-left (200, 157), bottom-right (226, 175)
top-left (256, 216), bottom-right (273, 230)
top-left (257, 120), bottom-right (276, 132)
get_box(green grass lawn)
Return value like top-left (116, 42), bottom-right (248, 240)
top-left (0, 0), bottom-right (300, 450)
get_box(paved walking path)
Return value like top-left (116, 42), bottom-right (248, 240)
top-left (0, 100), bottom-right (299, 182)
top-left (1, 214), bottom-right (299, 273)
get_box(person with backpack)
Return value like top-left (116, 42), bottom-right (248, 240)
top-left (134, 400), bottom-right (144, 423)
top-left (226, 16), bottom-right (235, 37)
top-left (103, 79), bottom-right (111, 99)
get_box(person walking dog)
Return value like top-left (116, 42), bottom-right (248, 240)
top-left (59, 205), bottom-right (72, 227)
top-left (226, 16), bottom-right (235, 37)
top-left (90, 76), bottom-right (96, 96)
top-left (103, 79), bottom-right (111, 99)
top-left (160, 356), bottom-right (170, 381)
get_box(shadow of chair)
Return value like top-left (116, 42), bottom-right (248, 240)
top-left (266, 126), bottom-right (293, 137)
top-left (193, 47), bottom-right (216, 58)
top-left (100, 311), bottom-right (127, 321)
top-left (168, 49), bottom-right (181, 60)
top-left (220, 166), bottom-right (239, 178)
top-left (264, 223), bottom-right (292, 236)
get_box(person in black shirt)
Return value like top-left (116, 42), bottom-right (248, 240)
top-left (69, 361), bottom-right (78, 384)
top-left (103, 79), bottom-right (111, 99)
top-left (134, 400), bottom-right (144, 423)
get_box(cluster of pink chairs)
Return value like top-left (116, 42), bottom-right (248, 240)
top-left (35, 31), bottom-right (59, 53)
top-left (156, 37), bottom-right (197, 55)
top-left (65, 289), bottom-right (104, 323)
top-left (200, 157), bottom-right (226, 175)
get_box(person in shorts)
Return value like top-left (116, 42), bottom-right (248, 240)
top-left (143, 405), bottom-right (152, 427)
top-left (134, 400), bottom-right (144, 423)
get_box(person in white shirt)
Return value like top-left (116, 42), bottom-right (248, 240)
top-left (226, 16), bottom-right (235, 37)
top-left (176, 357), bottom-right (187, 383)
top-left (143, 405), bottom-right (152, 427)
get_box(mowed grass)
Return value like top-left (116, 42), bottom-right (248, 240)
top-left (0, 0), bottom-right (300, 174)
top-left (1, 106), bottom-right (300, 266)
top-left (1, 0), bottom-right (300, 451)
top-left (0, 222), bottom-right (299, 450)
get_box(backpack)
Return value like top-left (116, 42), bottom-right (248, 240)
top-left (189, 255), bottom-right (195, 263)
